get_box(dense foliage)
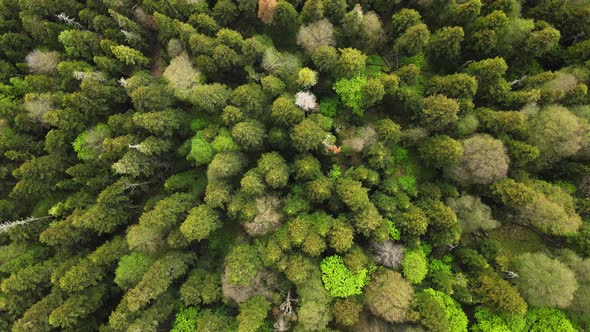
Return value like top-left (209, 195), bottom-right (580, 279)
top-left (0, 0), bottom-right (589, 331)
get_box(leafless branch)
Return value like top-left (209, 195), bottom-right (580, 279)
top-left (509, 75), bottom-right (528, 87)
top-left (459, 60), bottom-right (474, 71)
top-left (279, 290), bottom-right (297, 317)
top-left (0, 216), bottom-right (52, 233)
top-left (56, 13), bottom-right (84, 30)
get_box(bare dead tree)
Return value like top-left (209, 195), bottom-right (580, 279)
top-left (447, 244), bottom-right (458, 251)
top-left (120, 179), bottom-right (152, 191)
top-left (121, 30), bottom-right (141, 44)
top-left (370, 241), bottom-right (404, 269)
top-left (509, 75), bottom-right (528, 87)
top-left (259, 0), bottom-right (278, 25)
top-left (56, 13), bottom-right (84, 30)
top-left (273, 315), bottom-right (290, 332)
top-left (72, 71), bottom-right (106, 82)
top-left (272, 290), bottom-right (298, 331)
top-left (295, 91), bottom-right (317, 114)
top-left (0, 216), bottom-right (52, 233)
top-left (279, 290), bottom-right (297, 318)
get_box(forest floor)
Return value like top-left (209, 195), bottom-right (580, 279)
top-left (134, 6), bottom-right (164, 78)
top-left (150, 44), bottom-right (163, 78)
top-left (489, 224), bottom-right (547, 258)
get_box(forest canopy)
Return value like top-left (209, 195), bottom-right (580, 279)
top-left (0, 0), bottom-right (589, 331)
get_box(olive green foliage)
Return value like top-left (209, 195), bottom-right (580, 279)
top-left (396, 24), bottom-right (430, 55)
top-left (513, 252), bottom-right (578, 308)
top-left (237, 295), bottom-right (271, 332)
top-left (232, 120), bottom-right (267, 151)
top-left (376, 118), bottom-right (402, 144)
top-left (336, 48), bottom-right (367, 78)
top-left (58, 30), bottom-right (100, 60)
top-left (191, 84), bottom-right (231, 114)
top-left (114, 252), bottom-right (156, 290)
top-left (224, 244), bottom-right (262, 287)
top-left (290, 118), bottom-right (326, 152)
top-left (396, 206), bottom-right (428, 236)
top-left (268, 1), bottom-right (299, 47)
top-left (257, 152), bottom-right (289, 188)
top-left (474, 272), bottom-right (527, 316)
top-left (319, 97), bottom-right (338, 117)
top-left (419, 94), bottom-right (460, 130)
top-left (180, 269), bottom-right (221, 306)
top-left (527, 105), bottom-right (588, 164)
top-left (391, 9), bottom-right (422, 38)
top-left (180, 204), bottom-right (220, 242)
top-left (415, 288), bottom-right (468, 332)
top-left (364, 270), bottom-right (414, 322)
top-left (296, 270), bottom-right (332, 330)
top-left (445, 134), bottom-right (509, 185)
top-left (271, 95), bottom-right (304, 127)
top-left (312, 45), bottom-right (338, 72)
top-left (491, 179), bottom-right (583, 235)
top-left (332, 298), bottom-right (362, 326)
top-left (127, 252), bottom-right (193, 310)
top-left (419, 135), bottom-right (463, 168)
top-left (111, 45), bottom-right (149, 66)
top-left (447, 195), bottom-right (499, 233)
top-left (0, 0), bottom-right (589, 330)
top-left (427, 74), bottom-right (478, 99)
top-left (195, 309), bottom-right (237, 332)
top-left (428, 26), bottom-right (464, 64)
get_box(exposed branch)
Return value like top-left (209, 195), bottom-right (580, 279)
top-left (458, 60), bottom-right (474, 71)
top-left (56, 13), bottom-right (84, 30)
top-left (273, 315), bottom-right (290, 332)
top-left (121, 30), bottom-right (141, 43)
top-left (565, 32), bottom-right (585, 44)
top-left (72, 71), bottom-right (106, 82)
top-left (121, 179), bottom-right (152, 190)
top-left (509, 75), bottom-right (528, 87)
top-left (0, 216), bottom-right (52, 233)
top-left (279, 290), bottom-right (297, 317)
top-left (128, 144), bottom-right (141, 150)
top-left (503, 270), bottom-right (519, 279)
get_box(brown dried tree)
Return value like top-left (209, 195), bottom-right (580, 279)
top-left (258, 0), bottom-right (278, 24)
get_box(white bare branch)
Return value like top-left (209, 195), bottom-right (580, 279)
top-left (56, 13), bottom-right (84, 30)
top-left (0, 216), bottom-right (52, 233)
top-left (273, 315), bottom-right (290, 332)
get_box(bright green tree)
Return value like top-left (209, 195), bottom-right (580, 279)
top-left (320, 255), bottom-right (369, 297)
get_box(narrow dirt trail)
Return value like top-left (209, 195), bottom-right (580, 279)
top-left (150, 43), bottom-right (163, 78)
top-left (133, 6), bottom-right (164, 78)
